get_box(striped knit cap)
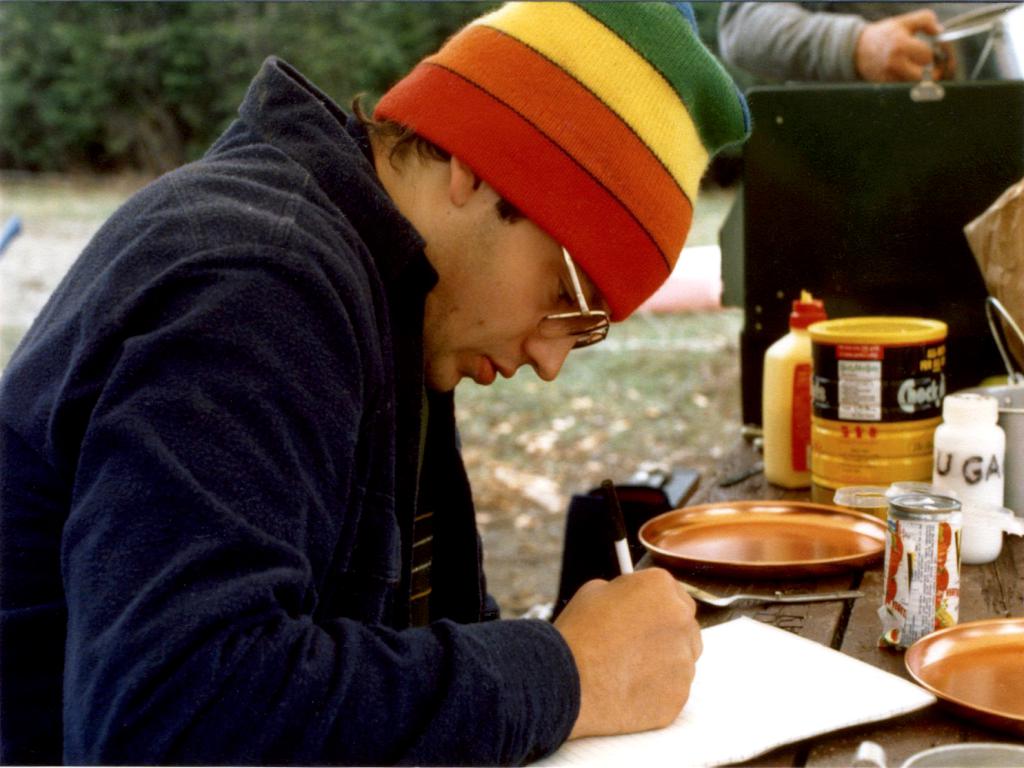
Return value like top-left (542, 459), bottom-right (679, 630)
top-left (375, 2), bottom-right (750, 320)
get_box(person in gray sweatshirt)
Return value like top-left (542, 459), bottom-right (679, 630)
top-left (718, 2), bottom-right (984, 82)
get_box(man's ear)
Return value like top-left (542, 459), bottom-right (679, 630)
top-left (448, 155), bottom-right (485, 207)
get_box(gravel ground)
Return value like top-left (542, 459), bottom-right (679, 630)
top-left (1, 173), bottom-right (742, 617)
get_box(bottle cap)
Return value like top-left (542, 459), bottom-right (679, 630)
top-left (789, 290), bottom-right (827, 330)
top-left (942, 392), bottom-right (999, 425)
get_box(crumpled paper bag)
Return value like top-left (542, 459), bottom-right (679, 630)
top-left (963, 177), bottom-right (1024, 372)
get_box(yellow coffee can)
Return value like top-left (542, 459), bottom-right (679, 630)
top-left (807, 317), bottom-right (947, 502)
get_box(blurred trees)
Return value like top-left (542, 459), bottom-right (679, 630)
top-left (0, 2), bottom-right (489, 174)
top-left (0, 2), bottom-right (734, 176)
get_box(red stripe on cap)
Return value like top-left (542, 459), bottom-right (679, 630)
top-left (375, 63), bottom-right (673, 319)
top-left (427, 25), bottom-right (692, 264)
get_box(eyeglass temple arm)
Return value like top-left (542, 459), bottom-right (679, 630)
top-left (562, 248), bottom-right (591, 314)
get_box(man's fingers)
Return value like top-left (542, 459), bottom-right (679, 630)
top-left (557, 569), bottom-right (705, 739)
top-left (894, 59), bottom-right (927, 83)
top-left (897, 8), bottom-right (942, 37)
top-left (904, 36), bottom-right (937, 66)
top-left (690, 617), bottom-right (703, 662)
top-left (673, 581), bottom-right (702, 660)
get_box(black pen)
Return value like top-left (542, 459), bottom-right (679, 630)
top-left (601, 479), bottom-right (634, 575)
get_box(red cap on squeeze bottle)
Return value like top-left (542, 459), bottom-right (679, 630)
top-left (789, 290), bottom-right (827, 329)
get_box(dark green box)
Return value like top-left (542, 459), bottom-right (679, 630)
top-left (721, 81), bottom-right (1024, 428)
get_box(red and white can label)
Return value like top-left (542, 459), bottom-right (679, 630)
top-left (879, 516), bottom-right (961, 649)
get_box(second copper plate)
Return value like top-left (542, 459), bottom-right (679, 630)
top-left (906, 618), bottom-right (1024, 737)
top-left (638, 500), bottom-right (886, 577)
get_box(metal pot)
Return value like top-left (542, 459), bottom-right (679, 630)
top-left (935, 3), bottom-right (1024, 80)
top-left (959, 298), bottom-right (1024, 515)
top-left (856, 740), bottom-right (1024, 768)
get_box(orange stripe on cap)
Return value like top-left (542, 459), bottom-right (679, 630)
top-left (475, 3), bottom-right (710, 201)
top-left (375, 63), bottom-right (671, 319)
top-left (426, 24), bottom-right (692, 268)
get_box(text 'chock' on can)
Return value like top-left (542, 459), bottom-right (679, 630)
top-left (809, 317), bottom-right (947, 502)
top-left (879, 492), bottom-right (962, 649)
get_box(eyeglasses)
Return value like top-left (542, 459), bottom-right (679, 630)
top-left (538, 248), bottom-right (610, 349)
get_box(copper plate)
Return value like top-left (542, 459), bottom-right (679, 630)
top-left (638, 500), bottom-right (886, 577)
top-left (905, 618), bottom-right (1024, 737)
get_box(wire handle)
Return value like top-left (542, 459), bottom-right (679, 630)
top-left (985, 296), bottom-right (1024, 385)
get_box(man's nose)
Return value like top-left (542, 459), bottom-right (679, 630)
top-left (524, 334), bottom-right (576, 382)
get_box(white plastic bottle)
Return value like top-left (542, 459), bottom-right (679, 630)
top-left (932, 393), bottom-right (1006, 564)
top-left (762, 291), bottom-right (827, 488)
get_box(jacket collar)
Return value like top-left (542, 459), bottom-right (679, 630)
top-left (238, 56), bottom-right (433, 290)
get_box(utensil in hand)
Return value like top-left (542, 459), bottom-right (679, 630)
top-left (678, 579), bottom-right (863, 608)
top-left (601, 478), bottom-right (633, 575)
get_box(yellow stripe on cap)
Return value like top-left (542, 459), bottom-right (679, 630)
top-left (474, 2), bottom-right (709, 202)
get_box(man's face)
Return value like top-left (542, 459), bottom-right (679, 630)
top-left (422, 198), bottom-right (605, 392)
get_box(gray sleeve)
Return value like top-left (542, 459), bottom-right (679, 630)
top-left (718, 2), bottom-right (869, 82)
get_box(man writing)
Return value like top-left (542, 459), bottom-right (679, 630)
top-left (0, 3), bottom-right (748, 763)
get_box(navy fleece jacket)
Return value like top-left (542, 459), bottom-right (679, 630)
top-left (0, 57), bottom-right (579, 765)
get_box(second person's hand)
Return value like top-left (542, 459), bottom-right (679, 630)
top-left (855, 9), bottom-right (943, 82)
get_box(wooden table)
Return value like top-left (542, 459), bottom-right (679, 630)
top-left (651, 439), bottom-right (1024, 767)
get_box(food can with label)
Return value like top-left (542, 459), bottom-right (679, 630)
top-left (808, 317), bottom-right (947, 502)
top-left (878, 492), bottom-right (962, 649)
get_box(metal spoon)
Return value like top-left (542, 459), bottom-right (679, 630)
top-left (679, 580), bottom-right (863, 608)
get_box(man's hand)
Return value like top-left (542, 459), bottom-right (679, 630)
top-left (554, 568), bottom-right (702, 739)
top-left (855, 9), bottom-right (943, 82)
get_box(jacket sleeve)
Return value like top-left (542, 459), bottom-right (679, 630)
top-left (59, 246), bottom-right (579, 765)
top-left (717, 2), bottom-right (867, 82)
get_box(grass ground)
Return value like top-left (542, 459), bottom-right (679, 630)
top-left (460, 311), bottom-right (743, 613)
top-left (0, 172), bottom-right (743, 616)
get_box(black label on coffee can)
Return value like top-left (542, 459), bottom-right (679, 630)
top-left (812, 341), bottom-right (946, 423)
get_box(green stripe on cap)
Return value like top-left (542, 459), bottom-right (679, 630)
top-left (579, 2), bottom-right (748, 152)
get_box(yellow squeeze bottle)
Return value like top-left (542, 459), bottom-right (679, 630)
top-left (762, 291), bottom-right (827, 488)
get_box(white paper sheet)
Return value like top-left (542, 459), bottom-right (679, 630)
top-left (535, 616), bottom-right (936, 767)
